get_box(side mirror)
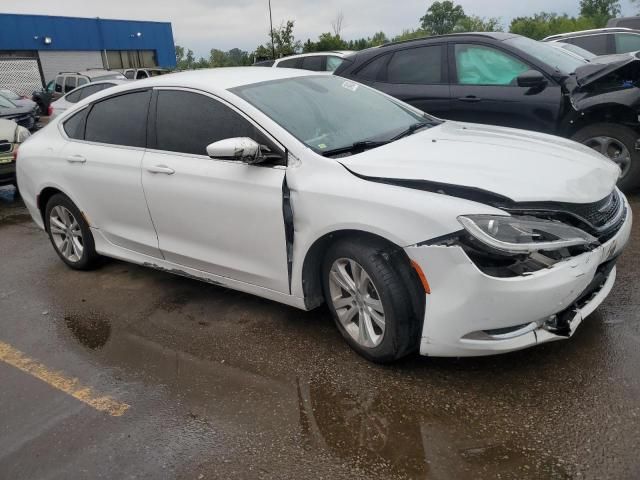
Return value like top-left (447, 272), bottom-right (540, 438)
top-left (517, 70), bottom-right (547, 88)
top-left (206, 137), bottom-right (265, 164)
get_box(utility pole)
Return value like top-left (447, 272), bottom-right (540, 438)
top-left (268, 0), bottom-right (276, 59)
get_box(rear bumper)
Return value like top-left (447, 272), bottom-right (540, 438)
top-left (406, 199), bottom-right (632, 357)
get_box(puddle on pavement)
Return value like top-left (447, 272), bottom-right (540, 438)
top-left (64, 312), bottom-right (112, 350)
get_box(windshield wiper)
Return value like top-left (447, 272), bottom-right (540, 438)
top-left (389, 121), bottom-right (434, 142)
top-left (322, 121), bottom-right (437, 158)
top-left (322, 140), bottom-right (389, 157)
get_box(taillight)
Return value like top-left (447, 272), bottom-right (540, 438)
top-left (47, 104), bottom-right (53, 116)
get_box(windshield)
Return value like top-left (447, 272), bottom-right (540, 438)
top-left (504, 36), bottom-right (588, 74)
top-left (0, 89), bottom-right (21, 100)
top-left (231, 76), bottom-right (431, 154)
top-left (556, 42), bottom-right (597, 60)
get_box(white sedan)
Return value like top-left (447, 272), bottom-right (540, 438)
top-left (16, 68), bottom-right (632, 362)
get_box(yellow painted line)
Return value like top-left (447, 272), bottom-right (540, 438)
top-left (0, 340), bottom-right (129, 416)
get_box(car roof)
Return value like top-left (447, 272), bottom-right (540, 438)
top-left (57, 69), bottom-right (122, 79)
top-left (275, 51), bottom-right (355, 62)
top-left (544, 27), bottom-right (640, 41)
top-left (378, 31), bottom-right (519, 48)
top-left (105, 67), bottom-right (319, 92)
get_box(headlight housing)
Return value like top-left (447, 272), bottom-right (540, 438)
top-left (458, 215), bottom-right (597, 254)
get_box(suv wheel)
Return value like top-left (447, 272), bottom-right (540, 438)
top-left (322, 238), bottom-right (421, 363)
top-left (572, 123), bottom-right (640, 192)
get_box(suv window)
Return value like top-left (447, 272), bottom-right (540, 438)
top-left (454, 44), bottom-right (529, 85)
top-left (79, 83), bottom-right (111, 101)
top-left (355, 54), bottom-right (390, 81)
top-left (276, 58), bottom-right (299, 68)
top-left (614, 33), bottom-right (640, 53)
top-left (124, 70), bottom-right (135, 79)
top-left (300, 56), bottom-right (324, 71)
top-left (154, 90), bottom-right (274, 157)
top-left (77, 77), bottom-right (89, 87)
top-left (85, 90), bottom-right (151, 147)
top-left (64, 76), bottom-right (77, 93)
top-left (55, 76), bottom-right (64, 93)
top-left (387, 46), bottom-right (443, 84)
top-left (136, 70), bottom-right (148, 79)
top-left (566, 34), bottom-right (610, 55)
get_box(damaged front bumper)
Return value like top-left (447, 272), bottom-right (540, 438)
top-left (405, 200), bottom-right (632, 357)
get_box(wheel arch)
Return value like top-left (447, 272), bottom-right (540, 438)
top-left (299, 229), bottom-right (425, 321)
top-left (564, 103), bottom-right (639, 137)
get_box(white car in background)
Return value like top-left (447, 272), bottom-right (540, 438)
top-left (49, 80), bottom-right (129, 118)
top-left (255, 51), bottom-right (353, 72)
top-left (16, 69), bottom-right (632, 362)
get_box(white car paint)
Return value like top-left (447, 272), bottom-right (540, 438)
top-left (16, 68), bottom-right (632, 359)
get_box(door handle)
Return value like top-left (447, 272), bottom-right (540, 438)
top-left (458, 95), bottom-right (482, 103)
top-left (146, 165), bottom-right (175, 175)
top-left (66, 154), bottom-right (86, 163)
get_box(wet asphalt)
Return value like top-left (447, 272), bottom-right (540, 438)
top-left (0, 185), bottom-right (639, 480)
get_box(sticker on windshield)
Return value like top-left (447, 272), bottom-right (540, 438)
top-left (342, 80), bottom-right (358, 92)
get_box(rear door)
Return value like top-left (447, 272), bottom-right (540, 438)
top-left (448, 42), bottom-right (562, 133)
top-left (59, 90), bottom-right (162, 258)
top-left (349, 45), bottom-right (451, 118)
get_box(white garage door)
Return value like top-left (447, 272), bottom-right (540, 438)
top-left (38, 51), bottom-right (104, 84)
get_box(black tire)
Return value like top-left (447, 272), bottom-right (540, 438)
top-left (572, 122), bottom-right (640, 192)
top-left (322, 237), bottom-right (422, 363)
top-left (44, 193), bottom-right (101, 270)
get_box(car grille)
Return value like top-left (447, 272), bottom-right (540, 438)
top-left (507, 189), bottom-right (626, 242)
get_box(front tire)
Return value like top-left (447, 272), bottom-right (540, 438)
top-left (322, 237), bottom-right (421, 363)
top-left (572, 123), bottom-right (640, 192)
top-left (44, 193), bottom-right (101, 270)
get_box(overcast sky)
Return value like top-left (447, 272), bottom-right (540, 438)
top-left (2, 0), bottom-right (638, 57)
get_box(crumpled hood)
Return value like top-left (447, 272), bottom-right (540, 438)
top-left (574, 54), bottom-right (640, 86)
top-left (339, 121), bottom-right (620, 204)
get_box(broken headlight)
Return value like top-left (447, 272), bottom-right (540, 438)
top-left (457, 215), bottom-right (597, 254)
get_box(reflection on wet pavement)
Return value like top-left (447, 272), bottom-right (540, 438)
top-left (0, 185), bottom-right (639, 479)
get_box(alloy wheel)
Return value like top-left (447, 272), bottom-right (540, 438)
top-left (328, 258), bottom-right (386, 348)
top-left (583, 135), bottom-right (632, 178)
top-left (49, 206), bottom-right (84, 262)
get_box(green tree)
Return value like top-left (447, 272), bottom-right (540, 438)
top-left (420, 1), bottom-right (466, 35)
top-left (580, 0), bottom-right (621, 27)
top-left (509, 12), bottom-right (599, 40)
top-left (369, 31), bottom-right (389, 46)
top-left (392, 28), bottom-right (429, 43)
top-left (454, 15), bottom-right (503, 32)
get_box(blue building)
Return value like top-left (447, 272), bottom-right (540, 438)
top-left (0, 13), bottom-right (176, 88)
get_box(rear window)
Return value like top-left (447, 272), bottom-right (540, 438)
top-left (566, 34), bottom-right (610, 55)
top-left (387, 46), bottom-right (443, 84)
top-left (84, 90), bottom-right (150, 147)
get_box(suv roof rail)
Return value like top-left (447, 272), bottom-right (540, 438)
top-left (379, 31), bottom-right (514, 48)
top-left (544, 27), bottom-right (638, 41)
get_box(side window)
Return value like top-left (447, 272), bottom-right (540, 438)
top-left (566, 34), bottom-right (609, 55)
top-left (326, 56), bottom-right (344, 72)
top-left (63, 108), bottom-right (89, 140)
top-left (85, 90), bottom-right (151, 147)
top-left (64, 76), bottom-right (77, 93)
top-left (276, 58), bottom-right (299, 68)
top-left (124, 70), bottom-right (135, 79)
top-left (387, 46), bottom-right (443, 84)
top-left (454, 44), bottom-right (529, 86)
top-left (300, 56), bottom-right (324, 71)
top-left (65, 89), bottom-right (83, 103)
top-left (614, 33), bottom-right (640, 54)
top-left (78, 84), bottom-right (109, 101)
top-left (154, 90), bottom-right (275, 157)
top-left (77, 77), bottom-right (89, 87)
top-left (55, 76), bottom-right (64, 93)
top-left (136, 70), bottom-right (148, 79)
top-left (355, 54), bottom-right (391, 81)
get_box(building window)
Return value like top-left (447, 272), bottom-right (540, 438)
top-left (103, 50), bottom-right (158, 69)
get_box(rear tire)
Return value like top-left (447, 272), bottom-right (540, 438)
top-left (322, 237), bottom-right (422, 363)
top-left (572, 123), bottom-right (640, 192)
top-left (44, 193), bottom-right (101, 270)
